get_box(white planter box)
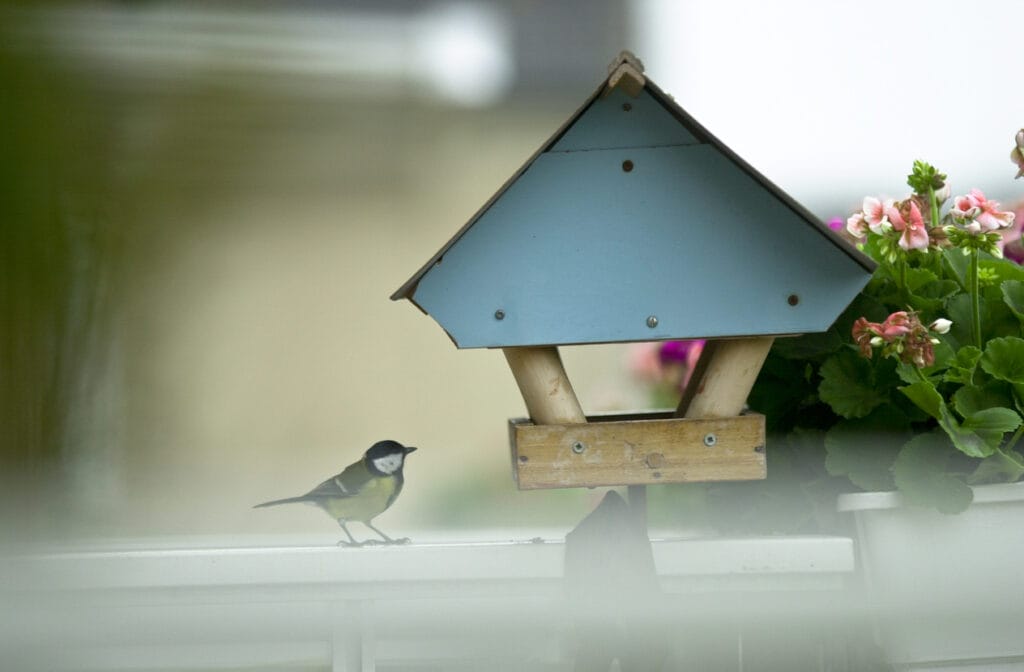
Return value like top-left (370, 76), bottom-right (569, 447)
top-left (838, 482), bottom-right (1024, 670)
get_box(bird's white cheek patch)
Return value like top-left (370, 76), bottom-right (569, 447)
top-left (372, 454), bottom-right (403, 474)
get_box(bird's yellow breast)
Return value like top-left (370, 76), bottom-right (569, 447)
top-left (319, 474), bottom-right (399, 523)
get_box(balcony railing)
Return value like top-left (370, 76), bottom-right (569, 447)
top-left (1, 533), bottom-right (860, 671)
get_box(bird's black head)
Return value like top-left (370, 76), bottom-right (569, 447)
top-left (364, 440), bottom-right (416, 476)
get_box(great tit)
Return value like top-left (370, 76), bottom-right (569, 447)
top-left (255, 440), bottom-right (417, 546)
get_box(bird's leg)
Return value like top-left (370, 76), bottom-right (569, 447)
top-left (336, 521), bottom-right (363, 548)
top-left (366, 521), bottom-right (410, 545)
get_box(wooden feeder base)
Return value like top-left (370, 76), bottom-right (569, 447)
top-left (509, 411), bottom-right (766, 490)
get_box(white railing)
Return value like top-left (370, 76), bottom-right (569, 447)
top-left (1, 534), bottom-right (856, 671)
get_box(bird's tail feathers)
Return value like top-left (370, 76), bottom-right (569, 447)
top-left (253, 495), bottom-right (312, 508)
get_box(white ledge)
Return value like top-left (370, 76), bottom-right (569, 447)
top-left (2, 534), bottom-right (854, 593)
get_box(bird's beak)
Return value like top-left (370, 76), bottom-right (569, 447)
top-left (404, 446), bottom-right (417, 455)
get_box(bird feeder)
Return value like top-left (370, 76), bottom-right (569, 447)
top-left (392, 52), bottom-right (875, 490)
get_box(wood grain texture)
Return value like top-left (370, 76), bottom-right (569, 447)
top-left (677, 337), bottom-right (775, 419)
top-left (503, 346), bottom-right (587, 426)
top-left (510, 413), bottom-right (765, 489)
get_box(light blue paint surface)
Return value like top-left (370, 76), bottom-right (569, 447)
top-left (413, 144), bottom-right (870, 348)
top-left (550, 88), bottom-right (699, 152)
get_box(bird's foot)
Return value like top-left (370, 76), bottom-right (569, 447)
top-left (385, 537), bottom-right (411, 546)
top-left (337, 539), bottom-right (364, 548)
top-left (361, 539), bottom-right (385, 546)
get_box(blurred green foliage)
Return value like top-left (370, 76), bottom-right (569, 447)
top-left (1, 28), bottom-right (119, 538)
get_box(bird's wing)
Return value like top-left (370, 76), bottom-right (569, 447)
top-left (303, 461), bottom-right (373, 500)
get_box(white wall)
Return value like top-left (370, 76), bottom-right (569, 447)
top-left (634, 0), bottom-right (1023, 215)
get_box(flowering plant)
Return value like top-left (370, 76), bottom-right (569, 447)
top-left (748, 144), bottom-right (1023, 514)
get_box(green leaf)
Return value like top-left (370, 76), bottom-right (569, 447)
top-left (903, 268), bottom-right (957, 313)
top-left (900, 380), bottom-right (944, 419)
top-left (1002, 280), bottom-right (1024, 323)
top-left (770, 330), bottom-right (843, 360)
top-left (824, 407), bottom-right (910, 491)
top-left (892, 432), bottom-right (974, 513)
top-left (980, 337), bottom-right (1024, 384)
top-left (952, 381), bottom-right (1015, 418)
top-left (982, 257), bottom-right (1024, 284)
top-left (943, 247), bottom-right (970, 290)
top-left (943, 346), bottom-right (982, 385)
top-left (918, 279), bottom-right (960, 300)
top-left (1014, 383), bottom-right (1024, 417)
top-left (908, 280), bottom-right (961, 313)
top-left (940, 404), bottom-right (994, 458)
top-left (895, 362), bottom-right (920, 385)
top-left (945, 282), bottom-right (1018, 346)
top-left (818, 349), bottom-right (886, 419)
top-left (931, 339), bottom-right (956, 371)
top-left (902, 381), bottom-right (994, 457)
top-left (945, 293), bottom-right (974, 349)
top-left (969, 447), bottom-right (1024, 484)
top-left (980, 283), bottom-right (1022, 341)
top-left (749, 351), bottom-right (818, 433)
top-left (905, 267), bottom-right (939, 291)
top-left (962, 407), bottom-right (1021, 450)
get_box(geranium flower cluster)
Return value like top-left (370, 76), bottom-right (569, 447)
top-left (950, 189), bottom-right (1017, 232)
top-left (852, 311), bottom-right (950, 368)
top-left (847, 189), bottom-right (1015, 260)
top-left (846, 196), bottom-right (932, 257)
top-left (845, 155), bottom-right (1017, 262)
top-left (944, 188), bottom-right (1017, 256)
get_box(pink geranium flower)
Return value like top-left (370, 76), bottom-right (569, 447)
top-left (971, 189), bottom-right (1015, 231)
top-left (846, 211), bottom-right (868, 237)
top-left (892, 199), bottom-right (929, 250)
top-left (950, 193), bottom-right (980, 222)
top-left (862, 197), bottom-right (898, 234)
top-left (878, 311), bottom-right (914, 340)
top-left (951, 189), bottom-right (1015, 232)
top-left (851, 317), bottom-right (878, 358)
top-left (852, 311), bottom-right (945, 368)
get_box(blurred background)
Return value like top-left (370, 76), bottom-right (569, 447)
top-left (2, 0), bottom-right (1022, 546)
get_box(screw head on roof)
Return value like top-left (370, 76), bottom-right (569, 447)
top-left (646, 315), bottom-right (658, 328)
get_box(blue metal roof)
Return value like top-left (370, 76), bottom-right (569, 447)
top-left (392, 63), bottom-right (875, 349)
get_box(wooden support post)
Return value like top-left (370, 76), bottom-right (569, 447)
top-left (503, 346), bottom-right (657, 527)
top-left (502, 346), bottom-right (586, 425)
top-left (676, 337), bottom-right (775, 419)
